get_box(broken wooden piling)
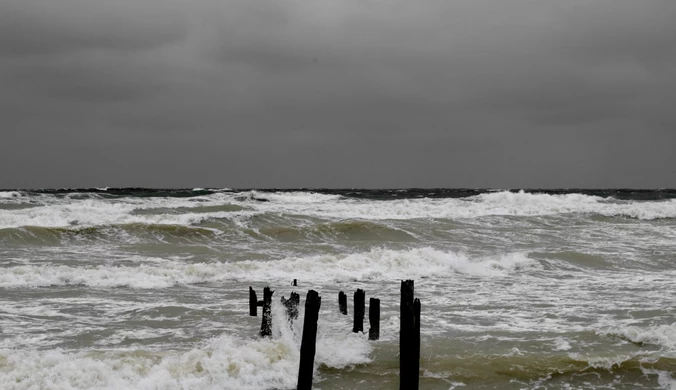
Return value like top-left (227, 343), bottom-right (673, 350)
top-left (353, 289), bottom-right (365, 333)
top-left (338, 291), bottom-right (347, 315)
top-left (249, 286), bottom-right (258, 316)
top-left (413, 297), bottom-right (421, 387)
top-left (400, 280), bottom-right (419, 390)
top-left (260, 287), bottom-right (274, 337)
top-left (369, 297), bottom-right (380, 341)
top-left (282, 292), bottom-right (300, 320)
top-left (297, 290), bottom-right (321, 390)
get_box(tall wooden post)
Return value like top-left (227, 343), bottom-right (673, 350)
top-left (413, 297), bottom-right (421, 387)
top-left (400, 280), bottom-right (415, 390)
top-left (338, 291), bottom-right (347, 315)
top-left (353, 289), bottom-right (365, 333)
top-left (249, 286), bottom-right (258, 316)
top-left (369, 297), bottom-right (380, 341)
top-left (260, 287), bottom-right (274, 337)
top-left (297, 290), bottom-right (321, 390)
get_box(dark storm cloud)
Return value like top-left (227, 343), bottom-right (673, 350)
top-left (4, 56), bottom-right (168, 103)
top-left (0, 0), bottom-right (187, 105)
top-left (0, 0), bottom-right (187, 56)
top-left (1, 0), bottom-right (675, 188)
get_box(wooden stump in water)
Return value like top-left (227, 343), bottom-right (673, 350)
top-left (353, 289), bottom-right (365, 333)
top-left (282, 292), bottom-right (300, 320)
top-left (400, 280), bottom-right (417, 390)
top-left (369, 297), bottom-right (380, 341)
top-left (338, 291), bottom-right (347, 315)
top-left (260, 287), bottom-right (274, 337)
top-left (413, 297), bottom-right (421, 388)
top-left (297, 290), bottom-right (321, 390)
top-left (249, 286), bottom-right (257, 317)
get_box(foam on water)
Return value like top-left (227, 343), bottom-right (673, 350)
top-left (552, 337), bottom-right (572, 351)
top-left (238, 190), bottom-right (676, 220)
top-left (597, 324), bottom-right (676, 351)
top-left (239, 190), bottom-right (676, 220)
top-left (2, 191), bottom-right (675, 231)
top-left (0, 191), bottom-right (22, 199)
top-left (0, 248), bottom-right (537, 288)
top-left (0, 335), bottom-right (333, 390)
top-left (0, 336), bottom-right (295, 390)
top-left (0, 199), bottom-right (253, 229)
top-left (473, 191), bottom-right (676, 220)
top-left (0, 302), bottom-right (372, 390)
top-left (2, 189), bottom-right (675, 389)
top-left (251, 191), bottom-right (343, 204)
top-left (567, 352), bottom-right (645, 371)
top-left (641, 368), bottom-right (676, 390)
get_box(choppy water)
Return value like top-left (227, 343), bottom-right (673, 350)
top-left (1, 188), bottom-right (676, 389)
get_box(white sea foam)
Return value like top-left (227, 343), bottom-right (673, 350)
top-left (641, 368), bottom-right (676, 390)
top-left (568, 352), bottom-right (643, 371)
top-left (0, 301), bottom-right (371, 390)
top-left (0, 248), bottom-right (537, 288)
top-left (0, 199), bottom-right (252, 229)
top-left (251, 191), bottom-right (342, 204)
top-left (596, 324), bottom-right (676, 351)
top-left (242, 190), bottom-right (676, 220)
top-left (552, 337), bottom-right (572, 351)
top-left (1, 191), bottom-right (675, 229)
top-left (0, 191), bottom-right (22, 199)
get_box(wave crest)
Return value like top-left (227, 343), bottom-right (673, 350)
top-left (0, 304), bottom-right (371, 390)
top-left (2, 190), bottom-right (675, 231)
top-left (0, 248), bottom-right (537, 288)
top-left (597, 324), bottom-right (676, 351)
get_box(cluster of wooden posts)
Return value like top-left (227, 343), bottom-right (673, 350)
top-left (248, 279), bottom-right (421, 390)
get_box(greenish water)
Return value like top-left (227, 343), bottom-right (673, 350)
top-left (1, 188), bottom-right (675, 389)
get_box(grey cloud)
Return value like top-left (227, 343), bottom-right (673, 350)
top-left (0, 0), bottom-right (187, 57)
top-left (0, 48), bottom-right (179, 105)
top-left (1, 0), bottom-right (675, 188)
top-left (554, 2), bottom-right (676, 66)
top-left (198, 0), bottom-right (676, 129)
top-left (5, 60), bottom-right (163, 103)
top-left (0, 0), bottom-right (188, 105)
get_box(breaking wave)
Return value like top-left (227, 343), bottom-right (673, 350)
top-left (0, 302), bottom-right (372, 390)
top-left (0, 191), bottom-right (22, 199)
top-left (597, 324), bottom-right (676, 351)
top-left (0, 248), bottom-right (537, 288)
top-left (1, 191), bottom-right (675, 233)
top-left (0, 220), bottom-right (416, 244)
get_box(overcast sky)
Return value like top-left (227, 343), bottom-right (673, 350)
top-left (1, 0), bottom-right (674, 188)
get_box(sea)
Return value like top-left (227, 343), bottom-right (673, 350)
top-left (1, 188), bottom-right (676, 390)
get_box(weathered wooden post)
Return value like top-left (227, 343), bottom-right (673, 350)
top-left (260, 287), bottom-right (274, 337)
top-left (338, 291), bottom-right (347, 315)
top-left (400, 280), bottom-right (417, 390)
top-left (369, 297), bottom-right (380, 341)
top-left (353, 289), bottom-right (365, 333)
top-left (249, 286), bottom-right (258, 316)
top-left (297, 290), bottom-right (321, 390)
top-left (282, 292), bottom-right (300, 321)
top-left (413, 297), bottom-right (421, 386)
